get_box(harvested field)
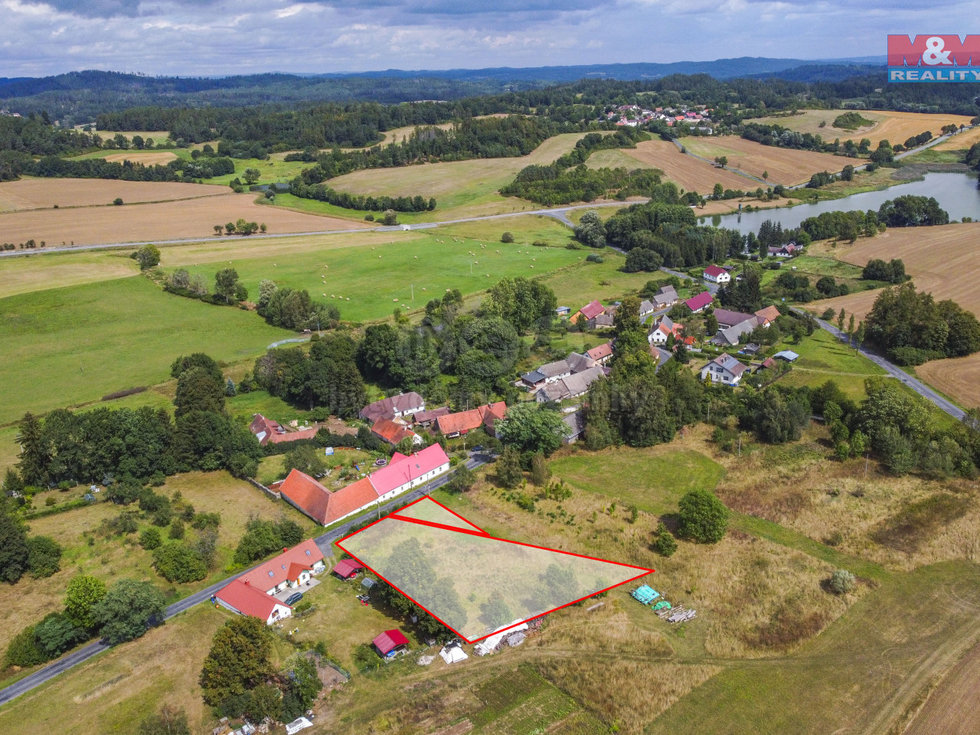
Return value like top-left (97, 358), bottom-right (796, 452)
top-left (97, 130), bottom-right (172, 142)
top-left (933, 125), bottom-right (980, 151)
top-left (905, 639), bottom-right (980, 735)
top-left (0, 191), bottom-right (368, 246)
top-left (327, 133), bottom-right (587, 216)
top-left (917, 353), bottom-right (980, 410)
top-left (603, 139), bottom-right (758, 193)
top-left (808, 223), bottom-right (980, 325)
top-left (0, 178), bottom-right (227, 211)
top-left (102, 151), bottom-right (178, 165)
top-left (683, 136), bottom-right (857, 187)
top-left (746, 110), bottom-right (974, 146)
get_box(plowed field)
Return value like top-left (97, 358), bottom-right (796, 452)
top-left (0, 178), bottom-right (227, 211)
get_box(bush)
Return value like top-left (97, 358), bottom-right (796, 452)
top-left (827, 569), bottom-right (856, 595)
top-left (585, 253), bottom-right (603, 263)
top-left (152, 543), bottom-right (207, 583)
top-left (4, 625), bottom-right (45, 667)
top-left (26, 535), bottom-right (62, 578)
top-left (652, 522), bottom-right (677, 557)
top-left (139, 527), bottom-right (162, 550)
top-left (501, 232), bottom-right (514, 243)
top-left (677, 490), bottom-right (728, 543)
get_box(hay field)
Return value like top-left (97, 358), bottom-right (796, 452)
top-left (917, 354), bottom-right (980, 410)
top-left (0, 191), bottom-right (367, 246)
top-left (327, 133), bottom-right (587, 215)
top-left (933, 125), bottom-right (980, 151)
top-left (97, 130), bottom-right (172, 142)
top-left (683, 136), bottom-right (857, 187)
top-left (809, 223), bottom-right (980, 323)
top-left (602, 139), bottom-right (759, 193)
top-left (0, 178), bottom-right (227, 211)
top-left (747, 110), bottom-right (974, 146)
top-left (102, 151), bottom-right (178, 165)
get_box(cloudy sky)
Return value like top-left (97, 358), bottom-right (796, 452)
top-left (0, 0), bottom-right (966, 77)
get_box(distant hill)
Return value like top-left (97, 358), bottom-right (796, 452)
top-left (0, 58), bottom-right (888, 125)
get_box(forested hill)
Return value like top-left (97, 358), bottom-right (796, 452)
top-left (1, 59), bottom-right (881, 125)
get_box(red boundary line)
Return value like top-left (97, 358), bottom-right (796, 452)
top-left (336, 505), bottom-right (655, 644)
top-left (388, 496), bottom-right (489, 535)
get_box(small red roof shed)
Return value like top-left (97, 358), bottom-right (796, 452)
top-left (373, 629), bottom-right (409, 656)
top-left (332, 558), bottom-right (364, 579)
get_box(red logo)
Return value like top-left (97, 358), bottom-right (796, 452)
top-left (887, 35), bottom-right (980, 67)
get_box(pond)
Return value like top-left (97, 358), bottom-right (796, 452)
top-left (700, 173), bottom-right (980, 234)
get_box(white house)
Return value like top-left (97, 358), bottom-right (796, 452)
top-left (700, 353), bottom-right (748, 386)
top-left (368, 443), bottom-right (451, 503)
top-left (703, 265), bottom-right (731, 284)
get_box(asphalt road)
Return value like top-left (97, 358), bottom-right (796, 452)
top-left (0, 453), bottom-right (491, 708)
top-left (796, 309), bottom-right (966, 422)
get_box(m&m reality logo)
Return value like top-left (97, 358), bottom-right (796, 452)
top-left (888, 35), bottom-right (980, 82)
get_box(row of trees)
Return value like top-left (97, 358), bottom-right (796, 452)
top-left (288, 181), bottom-right (436, 212)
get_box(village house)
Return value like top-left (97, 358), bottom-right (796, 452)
top-left (650, 345), bottom-right (673, 371)
top-left (651, 284), bottom-right (678, 310)
top-left (648, 315), bottom-right (684, 346)
top-left (685, 291), bottom-right (714, 313)
top-left (703, 265), bottom-right (731, 284)
top-left (370, 418), bottom-right (423, 447)
top-left (359, 392), bottom-right (425, 423)
top-left (586, 342), bottom-right (613, 365)
top-left (367, 443), bottom-right (451, 504)
top-left (249, 414), bottom-right (319, 447)
top-left (436, 402), bottom-right (507, 438)
top-left (754, 305), bottom-right (781, 327)
top-left (534, 365), bottom-right (606, 403)
top-left (569, 299), bottom-right (605, 324)
top-left (521, 352), bottom-right (594, 390)
top-left (767, 243), bottom-right (801, 257)
top-left (214, 578), bottom-right (294, 626)
top-left (713, 309), bottom-right (758, 329)
top-left (412, 406), bottom-right (451, 428)
top-left (639, 299), bottom-right (656, 319)
top-left (700, 353), bottom-right (748, 386)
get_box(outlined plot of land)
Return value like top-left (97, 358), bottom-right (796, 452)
top-left (339, 497), bottom-right (653, 642)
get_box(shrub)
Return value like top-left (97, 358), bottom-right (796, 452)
top-left (677, 490), bottom-right (728, 543)
top-left (153, 543), bottom-right (207, 583)
top-left (652, 523), bottom-right (677, 557)
top-left (139, 527), bottom-right (162, 550)
top-left (501, 231), bottom-right (514, 243)
top-left (26, 535), bottom-right (62, 578)
top-left (827, 569), bottom-right (856, 595)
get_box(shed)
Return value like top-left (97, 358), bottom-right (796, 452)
top-left (773, 350), bottom-right (800, 362)
top-left (373, 629), bottom-right (409, 658)
top-left (361, 577), bottom-right (376, 590)
top-left (439, 643), bottom-right (468, 664)
top-left (332, 558), bottom-right (364, 580)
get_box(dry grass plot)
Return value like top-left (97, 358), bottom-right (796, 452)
top-left (683, 136), bottom-right (857, 187)
top-left (0, 178), bottom-right (228, 211)
top-left (933, 125), bottom-right (980, 151)
top-left (102, 151), bottom-right (179, 166)
top-left (0, 191), bottom-right (368, 246)
top-left (606, 139), bottom-right (758, 193)
top-left (747, 110), bottom-right (974, 146)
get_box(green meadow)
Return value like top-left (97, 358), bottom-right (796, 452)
top-left (0, 276), bottom-right (290, 425)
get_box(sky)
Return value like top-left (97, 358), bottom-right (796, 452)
top-left (0, 0), bottom-right (972, 77)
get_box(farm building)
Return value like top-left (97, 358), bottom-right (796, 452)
top-left (371, 418), bottom-right (422, 446)
top-left (373, 629), bottom-right (410, 659)
top-left (332, 558), bottom-right (365, 580)
top-left (773, 350), bottom-right (800, 362)
top-left (279, 469), bottom-right (380, 526)
top-left (651, 284), bottom-right (679, 309)
top-left (435, 401), bottom-right (507, 437)
top-left (754, 305), bottom-right (781, 327)
top-left (214, 578), bottom-right (293, 626)
top-left (522, 352), bottom-right (595, 390)
top-left (534, 365), bottom-right (605, 403)
top-left (367, 443), bottom-right (451, 503)
top-left (413, 406), bottom-right (450, 428)
top-left (569, 299), bottom-right (605, 324)
top-left (586, 342), bottom-right (613, 364)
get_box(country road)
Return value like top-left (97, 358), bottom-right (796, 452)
top-left (0, 453), bottom-right (491, 708)
top-left (795, 309), bottom-right (966, 422)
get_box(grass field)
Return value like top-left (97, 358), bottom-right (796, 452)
top-left (0, 276), bottom-right (290, 424)
top-left (102, 151), bottom-right (179, 166)
top-left (647, 560), bottom-right (980, 735)
top-left (774, 327), bottom-right (886, 400)
top-left (0, 247), bottom-right (140, 299)
top-left (0, 177), bottom-right (228, 211)
top-left (326, 133), bottom-right (587, 217)
top-left (745, 109), bottom-right (975, 146)
top-left (682, 136), bottom-right (858, 187)
top-left (0, 190), bottom-right (367, 247)
top-left (598, 139), bottom-right (761, 193)
top-left (179, 231), bottom-right (586, 322)
top-left (807, 222), bottom-right (980, 408)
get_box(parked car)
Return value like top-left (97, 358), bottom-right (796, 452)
top-left (285, 591), bottom-right (304, 606)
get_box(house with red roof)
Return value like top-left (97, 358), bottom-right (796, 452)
top-left (373, 629), bottom-right (409, 659)
top-left (569, 299), bottom-right (605, 324)
top-left (685, 291), bottom-right (714, 313)
top-left (368, 443), bottom-right (451, 503)
top-left (586, 342), bottom-right (613, 365)
top-left (412, 406), bottom-right (451, 428)
top-left (371, 418), bottom-right (422, 447)
top-left (214, 578), bottom-right (293, 626)
top-left (648, 315), bottom-right (684, 346)
top-left (249, 414), bottom-right (319, 447)
top-left (703, 265), bottom-right (731, 284)
top-left (280, 470), bottom-right (380, 527)
top-left (435, 402), bottom-right (507, 438)
top-left (240, 539), bottom-right (326, 595)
